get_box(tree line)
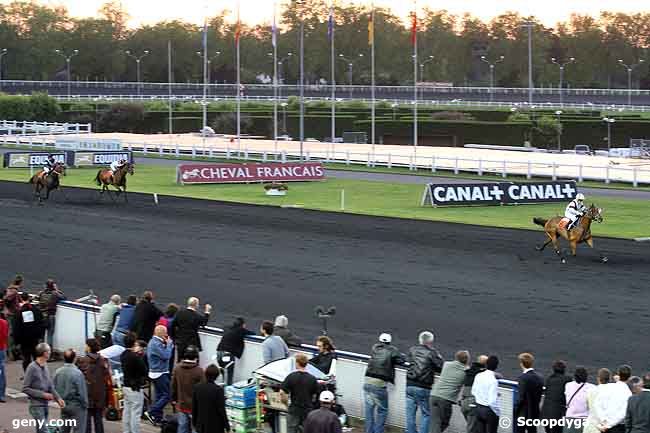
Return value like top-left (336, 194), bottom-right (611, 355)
top-left (0, 0), bottom-right (649, 89)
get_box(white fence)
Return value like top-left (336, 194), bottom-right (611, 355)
top-left (52, 301), bottom-right (517, 433)
top-left (0, 120), bottom-right (92, 135)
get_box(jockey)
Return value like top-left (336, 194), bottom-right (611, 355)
top-left (42, 154), bottom-right (57, 175)
top-left (110, 158), bottom-right (127, 174)
top-left (564, 193), bottom-right (586, 230)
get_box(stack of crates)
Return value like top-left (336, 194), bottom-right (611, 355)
top-left (226, 382), bottom-right (258, 433)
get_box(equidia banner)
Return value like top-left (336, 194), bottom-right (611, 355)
top-left (72, 151), bottom-right (133, 167)
top-left (421, 181), bottom-right (578, 206)
top-left (55, 137), bottom-right (122, 151)
top-left (3, 151), bottom-right (73, 168)
top-left (177, 162), bottom-right (325, 184)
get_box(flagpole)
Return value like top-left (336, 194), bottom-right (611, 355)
top-left (370, 5), bottom-right (375, 159)
top-left (273, 1), bottom-right (278, 156)
top-left (412, 1), bottom-right (418, 166)
top-left (330, 2), bottom-right (335, 159)
top-left (236, 1), bottom-right (241, 153)
top-left (299, 17), bottom-right (304, 161)
top-left (202, 16), bottom-right (208, 133)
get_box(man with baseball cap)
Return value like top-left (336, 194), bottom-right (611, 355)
top-left (364, 333), bottom-right (406, 433)
top-left (303, 391), bottom-right (343, 433)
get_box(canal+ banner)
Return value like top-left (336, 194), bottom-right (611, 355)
top-left (177, 162), bottom-right (325, 184)
top-left (421, 181), bottom-right (578, 206)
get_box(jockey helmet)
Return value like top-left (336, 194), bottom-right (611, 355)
top-left (576, 193), bottom-right (585, 201)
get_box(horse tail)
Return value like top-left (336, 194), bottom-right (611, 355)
top-left (533, 217), bottom-right (548, 227)
top-left (29, 175), bottom-right (35, 184)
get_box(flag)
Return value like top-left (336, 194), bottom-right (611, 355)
top-left (368, 9), bottom-right (374, 45)
top-left (410, 11), bottom-right (417, 46)
top-left (327, 6), bottom-right (334, 41)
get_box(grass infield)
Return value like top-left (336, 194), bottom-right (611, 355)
top-left (2, 164), bottom-right (648, 239)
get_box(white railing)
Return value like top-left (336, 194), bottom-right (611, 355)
top-left (52, 301), bottom-right (517, 433)
top-left (3, 135), bottom-right (649, 186)
top-left (0, 120), bottom-right (92, 135)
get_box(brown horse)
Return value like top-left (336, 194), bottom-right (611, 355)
top-left (94, 162), bottom-right (134, 201)
top-left (28, 163), bottom-right (66, 203)
top-left (533, 204), bottom-right (607, 263)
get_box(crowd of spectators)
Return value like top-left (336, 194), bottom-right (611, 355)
top-left (3, 276), bottom-right (650, 433)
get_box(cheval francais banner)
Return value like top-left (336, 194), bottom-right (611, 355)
top-left (177, 162), bottom-right (325, 184)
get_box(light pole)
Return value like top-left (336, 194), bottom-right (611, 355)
top-left (55, 49), bottom-right (79, 98)
top-left (521, 22), bottom-right (534, 104)
top-left (125, 50), bottom-right (150, 96)
top-left (0, 48), bottom-right (7, 91)
top-left (618, 59), bottom-right (645, 105)
top-left (603, 117), bottom-right (616, 150)
top-left (338, 53), bottom-right (364, 99)
top-left (555, 110), bottom-right (562, 151)
top-left (551, 57), bottom-right (575, 106)
top-left (196, 51), bottom-right (221, 93)
top-left (419, 55), bottom-right (434, 100)
top-left (480, 55), bottom-right (504, 102)
top-left (280, 102), bottom-right (288, 134)
top-left (277, 52), bottom-right (293, 102)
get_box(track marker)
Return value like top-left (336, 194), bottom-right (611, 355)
top-left (153, 193), bottom-right (159, 205)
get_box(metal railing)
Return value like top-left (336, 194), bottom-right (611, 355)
top-left (0, 120), bottom-right (92, 135)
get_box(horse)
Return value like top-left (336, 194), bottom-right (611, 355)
top-left (28, 163), bottom-right (66, 203)
top-left (94, 162), bottom-right (135, 201)
top-left (533, 204), bottom-right (608, 264)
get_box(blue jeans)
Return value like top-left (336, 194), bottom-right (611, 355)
top-left (177, 412), bottom-right (196, 433)
top-left (406, 386), bottom-right (431, 433)
top-left (364, 383), bottom-right (389, 433)
top-left (0, 349), bottom-right (6, 400)
top-left (45, 315), bottom-right (56, 349)
top-left (111, 330), bottom-right (126, 347)
top-left (149, 374), bottom-right (171, 421)
top-left (28, 405), bottom-right (49, 433)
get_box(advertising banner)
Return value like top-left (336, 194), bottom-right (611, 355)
top-left (72, 151), bottom-right (133, 167)
top-left (55, 137), bottom-right (122, 151)
top-left (3, 151), bottom-right (72, 168)
top-left (177, 162), bottom-right (325, 184)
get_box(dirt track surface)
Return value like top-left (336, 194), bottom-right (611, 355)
top-left (1, 180), bottom-right (648, 377)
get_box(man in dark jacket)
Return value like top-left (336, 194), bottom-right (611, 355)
top-left (541, 360), bottom-right (572, 433)
top-left (216, 317), bottom-right (254, 385)
top-left (76, 338), bottom-right (111, 433)
top-left (281, 353), bottom-right (320, 433)
top-left (461, 355), bottom-right (488, 433)
top-left (405, 331), bottom-right (443, 433)
top-left (171, 297), bottom-right (211, 362)
top-left (192, 365), bottom-right (229, 433)
top-left (303, 391), bottom-right (343, 433)
top-left (625, 373), bottom-right (650, 433)
top-left (14, 293), bottom-right (45, 371)
top-left (364, 333), bottom-right (406, 433)
top-left (274, 315), bottom-right (302, 347)
top-left (172, 345), bottom-right (204, 433)
top-left (515, 353), bottom-right (544, 433)
top-left (120, 334), bottom-right (148, 433)
top-left (37, 279), bottom-right (65, 353)
top-left (113, 295), bottom-right (137, 347)
top-left (129, 291), bottom-right (162, 342)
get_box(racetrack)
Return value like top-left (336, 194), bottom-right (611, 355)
top-left (1, 180), bottom-right (648, 377)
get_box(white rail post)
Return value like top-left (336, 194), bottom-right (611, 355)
top-left (578, 164), bottom-right (583, 183)
top-left (226, 148), bottom-right (231, 160)
top-left (552, 163), bottom-right (557, 181)
top-left (159, 144), bottom-right (163, 156)
top-left (502, 160), bottom-right (507, 178)
top-left (244, 150), bottom-right (249, 160)
top-left (346, 151), bottom-right (350, 166)
top-left (527, 161), bottom-right (532, 179)
top-left (605, 166), bottom-right (610, 184)
top-left (282, 151), bottom-right (287, 163)
top-left (176, 143), bottom-right (180, 157)
top-left (633, 168), bottom-right (638, 187)
top-left (263, 151), bottom-right (267, 162)
top-left (367, 153), bottom-right (371, 167)
top-left (454, 157), bottom-right (459, 175)
top-left (478, 158), bottom-right (483, 176)
top-left (388, 153), bottom-right (392, 169)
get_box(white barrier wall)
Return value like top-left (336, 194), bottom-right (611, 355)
top-left (54, 302), bottom-right (517, 433)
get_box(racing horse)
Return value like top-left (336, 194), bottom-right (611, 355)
top-left (28, 163), bottom-right (66, 203)
top-left (533, 204), bottom-right (608, 264)
top-left (94, 162), bottom-right (135, 201)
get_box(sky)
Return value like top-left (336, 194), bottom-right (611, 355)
top-left (9, 0), bottom-right (649, 27)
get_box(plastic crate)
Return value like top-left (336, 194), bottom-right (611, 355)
top-left (226, 406), bottom-right (257, 423)
top-left (230, 420), bottom-right (257, 433)
top-left (225, 383), bottom-right (257, 400)
top-left (226, 397), bottom-right (257, 409)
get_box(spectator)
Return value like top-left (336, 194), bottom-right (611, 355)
top-left (404, 331), bottom-right (443, 433)
top-left (192, 365), bottom-right (230, 433)
top-left (303, 391), bottom-right (343, 433)
top-left (130, 290), bottom-right (163, 342)
top-left (628, 376), bottom-right (643, 394)
top-left (37, 279), bottom-right (66, 353)
top-left (461, 355), bottom-right (488, 433)
top-left (120, 332), bottom-right (148, 433)
top-left (584, 368), bottom-right (611, 433)
top-left (541, 360), bottom-right (572, 433)
top-left (309, 336), bottom-right (337, 375)
top-left (53, 349), bottom-right (88, 433)
top-left (216, 317), bottom-right (255, 384)
top-left (172, 345), bottom-right (204, 433)
top-left (22, 343), bottom-right (65, 433)
top-left (145, 325), bottom-right (174, 425)
top-left (594, 365), bottom-right (632, 433)
top-left (3, 276), bottom-right (21, 361)
top-left (281, 353), bottom-right (320, 433)
top-left (274, 315), bottom-right (302, 347)
top-left (471, 355), bottom-right (500, 433)
top-left (95, 295), bottom-right (121, 349)
top-left (15, 292), bottom-right (44, 371)
top-left (171, 297), bottom-right (211, 361)
top-left (261, 320), bottom-right (290, 364)
top-left (0, 312), bottom-right (7, 403)
top-left (564, 366), bottom-right (596, 433)
top-left (364, 333), bottom-right (406, 433)
top-left (430, 350), bottom-right (470, 433)
top-left (76, 338), bottom-right (111, 433)
top-left (515, 353), bottom-right (544, 433)
top-left (625, 373), bottom-right (650, 433)
top-left (112, 295), bottom-right (137, 347)
top-left (157, 303), bottom-right (179, 333)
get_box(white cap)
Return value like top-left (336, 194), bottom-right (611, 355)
top-left (379, 333), bottom-right (392, 344)
top-left (274, 315), bottom-right (288, 327)
top-left (319, 391), bottom-right (335, 403)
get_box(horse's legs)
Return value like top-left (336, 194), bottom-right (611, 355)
top-left (536, 234), bottom-right (552, 251)
top-left (585, 237), bottom-right (608, 263)
top-left (123, 185), bottom-right (128, 202)
top-left (570, 241), bottom-right (577, 257)
top-left (549, 232), bottom-right (566, 263)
